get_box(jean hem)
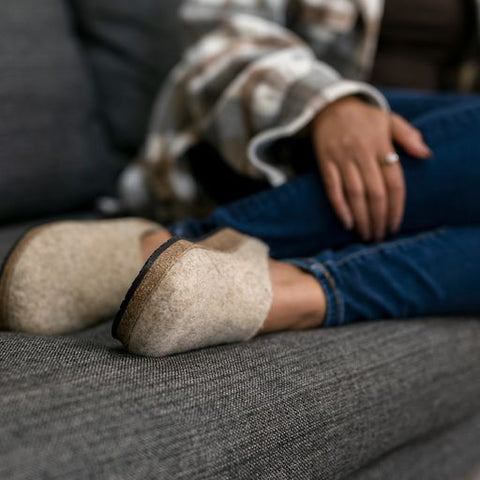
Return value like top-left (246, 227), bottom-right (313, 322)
top-left (287, 258), bottom-right (343, 328)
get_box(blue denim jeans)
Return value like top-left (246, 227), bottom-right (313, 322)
top-left (170, 90), bottom-right (480, 327)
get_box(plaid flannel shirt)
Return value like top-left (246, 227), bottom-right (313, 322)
top-left (135, 0), bottom-right (479, 209)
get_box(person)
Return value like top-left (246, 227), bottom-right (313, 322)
top-left (0, 0), bottom-right (479, 357)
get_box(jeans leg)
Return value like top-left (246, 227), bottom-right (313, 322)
top-left (169, 173), bottom-right (349, 258)
top-left (171, 100), bottom-right (480, 259)
top-left (382, 89), bottom-right (480, 121)
top-left (288, 226), bottom-right (480, 327)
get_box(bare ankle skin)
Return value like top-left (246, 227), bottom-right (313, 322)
top-left (140, 230), bottom-right (173, 261)
top-left (260, 260), bottom-right (327, 334)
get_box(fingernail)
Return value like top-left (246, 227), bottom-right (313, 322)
top-left (344, 218), bottom-right (354, 230)
top-left (423, 145), bottom-right (434, 157)
top-left (389, 223), bottom-right (398, 234)
top-left (361, 233), bottom-right (371, 242)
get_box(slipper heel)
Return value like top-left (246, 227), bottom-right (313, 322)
top-left (112, 238), bottom-right (195, 343)
top-left (114, 228), bottom-right (273, 357)
top-left (199, 228), bottom-right (248, 252)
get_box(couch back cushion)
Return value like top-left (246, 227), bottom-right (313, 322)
top-left (0, 0), bottom-right (121, 223)
top-left (70, 0), bottom-right (182, 156)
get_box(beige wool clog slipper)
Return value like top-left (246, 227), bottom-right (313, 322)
top-left (0, 218), bottom-right (161, 335)
top-left (113, 228), bottom-right (273, 357)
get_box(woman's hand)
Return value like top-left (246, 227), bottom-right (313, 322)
top-left (313, 96), bottom-right (432, 241)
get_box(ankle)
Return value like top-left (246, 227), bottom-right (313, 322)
top-left (140, 229), bottom-right (172, 261)
top-left (260, 261), bottom-right (326, 334)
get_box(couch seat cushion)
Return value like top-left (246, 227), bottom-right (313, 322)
top-left (1, 317), bottom-right (479, 479)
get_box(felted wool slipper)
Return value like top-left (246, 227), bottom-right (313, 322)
top-left (112, 228), bottom-right (273, 357)
top-left (0, 218), bottom-right (161, 335)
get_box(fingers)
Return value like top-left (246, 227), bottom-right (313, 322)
top-left (320, 160), bottom-right (354, 230)
top-left (325, 143), bottom-right (406, 242)
top-left (322, 142), bottom-right (373, 240)
top-left (379, 148), bottom-right (406, 233)
top-left (353, 147), bottom-right (389, 241)
top-left (391, 114), bottom-right (433, 159)
top-left (341, 162), bottom-right (372, 241)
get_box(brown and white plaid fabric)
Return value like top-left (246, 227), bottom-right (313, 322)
top-left (136, 0), bottom-right (479, 209)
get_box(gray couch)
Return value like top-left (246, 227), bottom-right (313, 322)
top-left (1, 1), bottom-right (479, 478)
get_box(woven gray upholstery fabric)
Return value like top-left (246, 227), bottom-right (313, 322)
top-left (70, 0), bottom-right (182, 154)
top-left (348, 412), bottom-right (480, 480)
top-left (0, 0), bottom-right (119, 222)
top-left (1, 318), bottom-right (479, 479)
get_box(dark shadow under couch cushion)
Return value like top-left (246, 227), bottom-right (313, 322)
top-left (1, 318), bottom-right (479, 479)
top-left (0, 0), bottom-right (120, 223)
